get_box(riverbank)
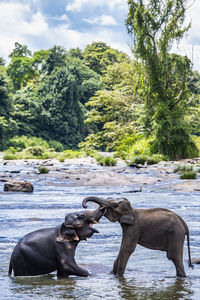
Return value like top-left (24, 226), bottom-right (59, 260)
top-left (1, 155), bottom-right (200, 193)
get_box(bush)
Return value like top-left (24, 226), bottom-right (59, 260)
top-left (83, 148), bottom-right (100, 159)
top-left (180, 171), bottom-right (197, 179)
top-left (115, 134), bottom-right (138, 159)
top-left (48, 140), bottom-right (64, 152)
top-left (129, 138), bottom-right (152, 156)
top-left (58, 156), bottom-right (66, 162)
top-left (62, 150), bottom-right (84, 159)
top-left (127, 154), bottom-right (166, 166)
top-left (3, 151), bottom-right (22, 160)
top-left (27, 146), bottom-right (44, 157)
top-left (96, 155), bottom-right (117, 166)
top-left (8, 136), bottom-right (49, 151)
top-left (38, 167), bottom-right (50, 174)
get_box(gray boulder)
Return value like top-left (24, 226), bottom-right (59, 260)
top-left (4, 180), bottom-right (34, 193)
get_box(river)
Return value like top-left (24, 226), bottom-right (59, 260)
top-left (0, 160), bottom-right (200, 299)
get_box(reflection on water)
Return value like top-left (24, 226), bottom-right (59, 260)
top-left (10, 275), bottom-right (77, 300)
top-left (0, 162), bottom-right (200, 299)
top-left (118, 277), bottom-right (193, 300)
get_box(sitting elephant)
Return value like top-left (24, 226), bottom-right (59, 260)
top-left (9, 207), bottom-right (104, 277)
top-left (82, 196), bottom-right (193, 277)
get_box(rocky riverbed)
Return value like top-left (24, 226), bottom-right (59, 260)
top-left (1, 155), bottom-right (200, 193)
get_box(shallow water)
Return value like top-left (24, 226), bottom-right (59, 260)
top-left (0, 163), bottom-right (200, 300)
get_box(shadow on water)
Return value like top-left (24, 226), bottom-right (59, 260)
top-left (117, 277), bottom-right (194, 300)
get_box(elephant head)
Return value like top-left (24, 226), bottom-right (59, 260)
top-left (82, 197), bottom-right (135, 225)
top-left (57, 207), bottom-right (104, 243)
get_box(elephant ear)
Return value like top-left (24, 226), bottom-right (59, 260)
top-left (56, 223), bottom-right (79, 243)
top-left (119, 212), bottom-right (135, 225)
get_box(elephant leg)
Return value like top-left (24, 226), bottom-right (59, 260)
top-left (167, 232), bottom-right (186, 277)
top-left (112, 254), bottom-right (120, 274)
top-left (113, 239), bottom-right (137, 276)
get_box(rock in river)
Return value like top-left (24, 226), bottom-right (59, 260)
top-left (4, 180), bottom-right (34, 193)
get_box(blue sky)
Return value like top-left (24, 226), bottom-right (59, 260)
top-left (0, 0), bottom-right (200, 70)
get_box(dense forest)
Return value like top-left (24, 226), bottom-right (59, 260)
top-left (1, 0), bottom-right (200, 161)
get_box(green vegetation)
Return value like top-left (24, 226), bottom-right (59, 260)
top-left (1, 2), bottom-right (200, 161)
top-left (180, 171), bottom-right (197, 179)
top-left (174, 164), bottom-right (194, 173)
top-left (127, 154), bottom-right (165, 166)
top-left (8, 136), bottom-right (49, 151)
top-left (38, 167), bottom-right (50, 174)
top-left (173, 164), bottom-right (197, 179)
top-left (96, 155), bottom-right (117, 166)
top-left (3, 136), bottom-right (85, 161)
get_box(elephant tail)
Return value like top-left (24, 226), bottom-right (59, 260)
top-left (186, 231), bottom-right (194, 269)
top-left (8, 260), bottom-right (13, 276)
top-left (176, 214), bottom-right (194, 269)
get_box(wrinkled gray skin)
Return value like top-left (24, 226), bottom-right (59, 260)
top-left (9, 208), bottom-right (104, 277)
top-left (82, 197), bottom-right (193, 278)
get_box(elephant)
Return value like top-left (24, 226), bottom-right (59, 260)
top-left (9, 207), bottom-right (104, 277)
top-left (82, 196), bottom-right (193, 277)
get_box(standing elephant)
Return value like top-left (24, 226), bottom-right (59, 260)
top-left (9, 207), bottom-right (104, 277)
top-left (82, 196), bottom-right (193, 277)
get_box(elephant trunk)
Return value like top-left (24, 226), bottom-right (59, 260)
top-left (91, 207), bottom-right (105, 223)
top-left (82, 196), bottom-right (109, 209)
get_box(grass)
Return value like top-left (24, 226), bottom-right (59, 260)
top-left (96, 155), bottom-right (117, 166)
top-left (180, 171), bottom-right (197, 179)
top-left (127, 154), bottom-right (165, 166)
top-left (173, 164), bottom-right (193, 173)
top-left (3, 147), bottom-right (85, 161)
top-left (173, 164), bottom-right (197, 179)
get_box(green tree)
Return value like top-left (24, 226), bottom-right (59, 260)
top-left (38, 66), bottom-right (85, 147)
top-left (0, 57), bottom-right (6, 66)
top-left (7, 43), bottom-right (36, 90)
top-left (32, 50), bottom-right (49, 72)
top-left (9, 42), bottom-right (32, 58)
top-left (67, 48), bottom-right (83, 59)
top-left (81, 61), bottom-right (145, 150)
top-left (82, 42), bottom-right (130, 75)
top-left (126, 0), bottom-right (198, 159)
top-left (41, 46), bottom-right (67, 75)
top-left (0, 73), bottom-right (16, 149)
top-left (7, 56), bottom-right (36, 90)
top-left (12, 84), bottom-right (43, 136)
top-left (66, 55), bottom-right (102, 104)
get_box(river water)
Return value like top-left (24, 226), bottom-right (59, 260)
top-left (0, 162), bottom-right (200, 299)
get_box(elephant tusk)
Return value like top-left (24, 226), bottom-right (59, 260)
top-left (92, 220), bottom-right (99, 224)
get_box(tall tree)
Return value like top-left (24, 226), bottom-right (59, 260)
top-left (38, 66), bottom-right (85, 147)
top-left (9, 42), bottom-right (32, 58)
top-left (0, 57), bottom-right (5, 66)
top-left (81, 61), bottom-right (145, 150)
top-left (126, 0), bottom-right (198, 159)
top-left (7, 43), bottom-right (35, 90)
top-left (0, 73), bottom-right (16, 149)
top-left (41, 46), bottom-right (67, 75)
top-left (82, 42), bottom-right (130, 75)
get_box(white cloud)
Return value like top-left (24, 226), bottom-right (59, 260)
top-left (44, 25), bottom-right (131, 55)
top-left (83, 15), bottom-right (117, 26)
top-left (0, 0), bottom-right (130, 62)
top-left (51, 14), bottom-right (70, 23)
top-left (0, 2), bottom-right (49, 58)
top-left (66, 0), bottom-right (127, 12)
